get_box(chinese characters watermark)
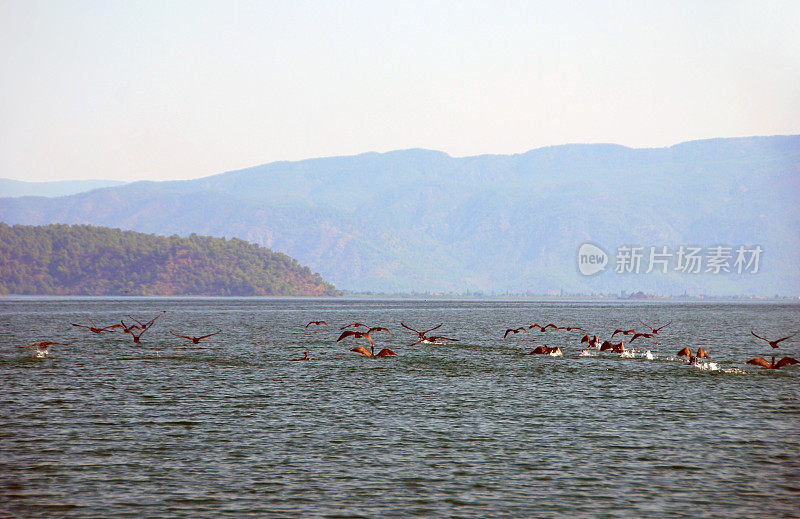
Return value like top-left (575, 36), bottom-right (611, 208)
top-left (578, 243), bottom-right (762, 276)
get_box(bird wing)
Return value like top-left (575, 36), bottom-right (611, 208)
top-left (305, 322), bottom-right (314, 328)
top-left (567, 327), bottom-right (585, 332)
top-left (580, 335), bottom-right (590, 343)
top-left (747, 357), bottom-right (772, 368)
top-left (612, 329), bottom-right (622, 337)
top-left (337, 330), bottom-right (358, 341)
top-left (71, 323), bottom-right (96, 330)
top-left (696, 348), bottom-right (710, 358)
top-left (350, 346), bottom-right (372, 356)
top-left (320, 321), bottom-right (329, 327)
top-left (129, 316), bottom-right (146, 327)
top-left (375, 348), bottom-right (397, 357)
top-left (144, 315), bottom-right (162, 329)
top-left (198, 330), bottom-right (222, 339)
top-left (400, 322), bottom-right (421, 334)
top-left (529, 323), bottom-right (543, 330)
top-left (421, 323), bottom-right (444, 335)
top-left (653, 321), bottom-right (672, 332)
top-left (750, 330), bottom-right (769, 343)
top-left (368, 327), bottom-right (392, 335)
top-left (340, 322), bottom-right (365, 330)
top-left (170, 331), bottom-right (193, 340)
top-left (677, 347), bottom-right (691, 357)
top-left (776, 357), bottom-right (799, 368)
top-left (519, 327), bottom-right (529, 334)
top-left (773, 333), bottom-right (797, 345)
top-left (503, 329), bottom-right (513, 338)
top-left (638, 320), bottom-right (656, 332)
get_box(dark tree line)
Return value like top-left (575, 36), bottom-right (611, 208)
top-left (0, 223), bottom-right (340, 296)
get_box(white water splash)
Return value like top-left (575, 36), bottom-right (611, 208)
top-left (579, 350), bottom-right (594, 357)
top-left (692, 361), bottom-right (719, 371)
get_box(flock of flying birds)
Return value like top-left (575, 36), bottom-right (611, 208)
top-left (18, 313), bottom-right (798, 370)
top-left (298, 318), bottom-right (797, 369)
top-left (18, 311), bottom-right (221, 357)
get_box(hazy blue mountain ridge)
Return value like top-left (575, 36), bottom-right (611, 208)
top-left (1, 136), bottom-right (798, 295)
top-left (0, 178), bottom-right (127, 198)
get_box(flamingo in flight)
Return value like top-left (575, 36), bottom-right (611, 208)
top-left (750, 330), bottom-right (796, 349)
top-left (128, 312), bottom-right (165, 331)
top-left (401, 322), bottom-right (442, 339)
top-left (336, 330), bottom-right (396, 357)
top-left (531, 324), bottom-right (585, 332)
top-left (122, 320), bottom-right (150, 343)
top-left (504, 327), bottom-right (529, 338)
top-left (531, 323), bottom-right (559, 332)
top-left (638, 320), bottom-right (672, 336)
top-left (170, 330), bottom-right (221, 344)
top-left (402, 322), bottom-right (456, 345)
top-left (340, 322), bottom-right (369, 330)
top-left (306, 321), bottom-right (329, 328)
top-left (119, 321), bottom-right (141, 334)
top-left (71, 319), bottom-right (119, 334)
top-left (747, 356), bottom-right (799, 369)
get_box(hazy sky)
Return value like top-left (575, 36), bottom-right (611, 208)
top-left (2, 0), bottom-right (799, 182)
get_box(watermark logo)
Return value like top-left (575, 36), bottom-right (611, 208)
top-left (577, 243), bottom-right (608, 276)
top-left (577, 243), bottom-right (763, 276)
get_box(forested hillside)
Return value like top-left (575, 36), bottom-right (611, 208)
top-left (0, 223), bottom-right (340, 296)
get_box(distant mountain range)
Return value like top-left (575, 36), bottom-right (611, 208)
top-left (0, 178), bottom-right (126, 198)
top-left (1, 135), bottom-right (798, 296)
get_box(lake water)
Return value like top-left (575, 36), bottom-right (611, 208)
top-left (2, 298), bottom-right (799, 518)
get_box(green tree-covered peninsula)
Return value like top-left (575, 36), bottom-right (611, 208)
top-left (0, 223), bottom-right (340, 296)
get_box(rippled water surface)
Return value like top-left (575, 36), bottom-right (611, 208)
top-left (2, 298), bottom-right (799, 518)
